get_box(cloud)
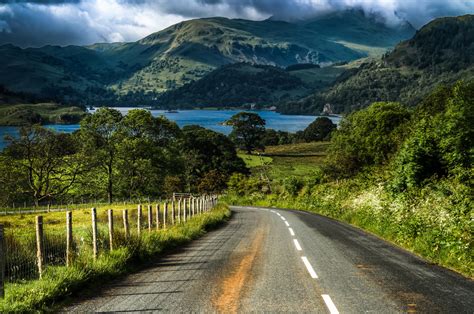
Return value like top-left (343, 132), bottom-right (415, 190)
top-left (0, 0), bottom-right (472, 47)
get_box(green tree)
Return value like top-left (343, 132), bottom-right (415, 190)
top-left (4, 125), bottom-right (85, 206)
top-left (78, 108), bottom-right (123, 203)
top-left (181, 125), bottom-right (248, 192)
top-left (228, 112), bottom-right (266, 154)
top-left (303, 117), bottom-right (336, 142)
top-left (117, 110), bottom-right (182, 198)
top-left (327, 102), bottom-right (411, 176)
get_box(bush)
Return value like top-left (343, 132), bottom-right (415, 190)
top-left (327, 102), bottom-right (411, 176)
top-left (283, 177), bottom-right (304, 196)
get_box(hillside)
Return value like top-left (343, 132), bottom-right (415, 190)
top-left (0, 10), bottom-right (415, 107)
top-left (279, 15), bottom-right (474, 114)
top-left (156, 62), bottom-right (351, 108)
top-left (0, 86), bottom-right (85, 126)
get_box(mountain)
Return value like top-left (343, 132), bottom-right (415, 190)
top-left (0, 10), bottom-right (415, 107)
top-left (279, 15), bottom-right (474, 114)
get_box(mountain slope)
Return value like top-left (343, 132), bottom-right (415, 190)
top-left (280, 15), bottom-right (474, 114)
top-left (0, 10), bottom-right (415, 106)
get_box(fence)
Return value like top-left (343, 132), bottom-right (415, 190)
top-left (0, 195), bottom-right (218, 297)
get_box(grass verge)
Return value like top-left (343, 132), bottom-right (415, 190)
top-left (0, 204), bottom-right (230, 312)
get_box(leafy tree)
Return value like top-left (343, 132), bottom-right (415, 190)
top-left (116, 109), bottom-right (182, 198)
top-left (303, 117), bottom-right (336, 142)
top-left (391, 80), bottom-right (474, 190)
top-left (327, 102), bottom-right (411, 176)
top-left (228, 112), bottom-right (266, 154)
top-left (4, 125), bottom-right (85, 206)
top-left (78, 108), bottom-right (123, 203)
top-left (181, 125), bottom-right (248, 192)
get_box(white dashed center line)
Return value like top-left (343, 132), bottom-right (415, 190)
top-left (280, 216), bottom-right (286, 221)
top-left (284, 221), bottom-right (290, 227)
top-left (288, 228), bottom-right (295, 236)
top-left (301, 256), bottom-right (318, 278)
top-left (293, 239), bottom-right (302, 251)
top-left (322, 295), bottom-right (339, 314)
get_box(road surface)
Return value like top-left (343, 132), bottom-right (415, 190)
top-left (64, 206), bottom-right (474, 313)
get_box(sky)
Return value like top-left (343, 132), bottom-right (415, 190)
top-left (0, 0), bottom-right (473, 47)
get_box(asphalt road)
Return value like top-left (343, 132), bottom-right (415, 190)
top-left (64, 206), bottom-right (474, 313)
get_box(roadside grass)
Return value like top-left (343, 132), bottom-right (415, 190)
top-left (224, 176), bottom-right (473, 278)
top-left (0, 204), bottom-right (231, 312)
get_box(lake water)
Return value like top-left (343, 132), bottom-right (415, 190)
top-left (0, 109), bottom-right (341, 149)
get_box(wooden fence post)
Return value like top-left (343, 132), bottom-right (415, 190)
top-left (66, 211), bottom-right (72, 267)
top-left (35, 216), bottom-right (44, 278)
top-left (183, 198), bottom-right (187, 222)
top-left (171, 201), bottom-right (175, 225)
top-left (192, 198), bottom-right (195, 217)
top-left (123, 209), bottom-right (129, 239)
top-left (148, 205), bottom-right (153, 232)
top-left (108, 210), bottom-right (114, 251)
top-left (156, 204), bottom-right (160, 230)
top-left (0, 224), bottom-right (4, 298)
top-left (91, 208), bottom-right (98, 260)
top-left (163, 202), bottom-right (168, 229)
top-left (137, 205), bottom-right (142, 236)
top-left (177, 200), bottom-right (181, 224)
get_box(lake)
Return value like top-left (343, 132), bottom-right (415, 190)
top-left (0, 109), bottom-right (341, 149)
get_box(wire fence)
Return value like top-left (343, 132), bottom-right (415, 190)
top-left (0, 195), bottom-right (218, 295)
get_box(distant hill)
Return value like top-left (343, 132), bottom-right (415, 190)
top-left (0, 10), bottom-right (415, 107)
top-left (0, 86), bottom-right (86, 126)
top-left (279, 15), bottom-right (474, 114)
top-left (156, 62), bottom-right (352, 108)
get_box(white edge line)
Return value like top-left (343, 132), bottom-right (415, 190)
top-left (288, 228), bottom-right (295, 236)
top-left (322, 295), bottom-right (339, 314)
top-left (284, 221), bottom-right (290, 227)
top-left (301, 256), bottom-right (318, 278)
top-left (293, 239), bottom-right (302, 251)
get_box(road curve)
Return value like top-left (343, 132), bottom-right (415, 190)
top-left (63, 206), bottom-right (474, 313)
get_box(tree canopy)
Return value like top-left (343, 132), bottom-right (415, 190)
top-left (228, 112), bottom-right (266, 154)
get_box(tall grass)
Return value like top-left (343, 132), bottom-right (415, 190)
top-left (0, 204), bottom-right (230, 312)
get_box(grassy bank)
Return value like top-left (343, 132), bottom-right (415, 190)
top-left (229, 143), bottom-right (473, 278)
top-left (0, 204), bottom-right (230, 312)
top-left (0, 103), bottom-right (86, 126)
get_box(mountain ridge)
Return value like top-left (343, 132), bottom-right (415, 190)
top-left (0, 10), bottom-right (415, 106)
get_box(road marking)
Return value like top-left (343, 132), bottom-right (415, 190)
top-left (288, 228), bottom-right (295, 236)
top-left (301, 256), bottom-right (318, 278)
top-left (322, 295), bottom-right (339, 314)
top-left (280, 216), bottom-right (286, 221)
top-left (293, 239), bottom-right (302, 251)
top-left (284, 221), bottom-right (290, 227)
top-left (271, 210), bottom-right (276, 213)
top-left (277, 212), bottom-right (282, 216)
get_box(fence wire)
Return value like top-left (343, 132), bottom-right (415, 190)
top-left (0, 197), bottom-right (216, 284)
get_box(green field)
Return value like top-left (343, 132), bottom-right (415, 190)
top-left (0, 103), bottom-right (86, 126)
top-left (240, 142), bottom-right (330, 182)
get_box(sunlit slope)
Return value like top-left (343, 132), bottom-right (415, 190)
top-left (280, 15), bottom-right (474, 114)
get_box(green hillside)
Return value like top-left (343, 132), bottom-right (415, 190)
top-left (156, 62), bottom-right (351, 108)
top-left (0, 10), bottom-right (415, 107)
top-left (279, 15), bottom-right (474, 114)
top-left (0, 86), bottom-right (86, 126)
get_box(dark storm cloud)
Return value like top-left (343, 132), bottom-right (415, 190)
top-left (0, 0), bottom-right (473, 47)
